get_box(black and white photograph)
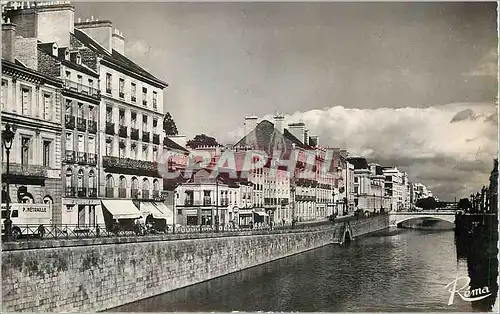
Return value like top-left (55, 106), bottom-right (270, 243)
top-left (1, 1), bottom-right (498, 312)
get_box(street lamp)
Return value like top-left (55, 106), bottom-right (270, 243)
top-left (2, 123), bottom-right (16, 241)
top-left (172, 190), bottom-right (178, 234)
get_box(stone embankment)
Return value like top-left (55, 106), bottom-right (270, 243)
top-left (2, 215), bottom-right (388, 312)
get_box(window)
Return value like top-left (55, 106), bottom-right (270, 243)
top-left (131, 112), bottom-right (136, 128)
top-left (88, 171), bottom-right (95, 189)
top-left (142, 116), bottom-right (148, 131)
top-left (21, 137), bottom-right (30, 165)
top-left (88, 136), bottom-right (95, 154)
top-left (106, 73), bottom-right (112, 93)
top-left (153, 91), bottom-right (157, 109)
top-left (78, 134), bottom-right (84, 152)
top-left (142, 146), bottom-right (148, 160)
top-left (21, 87), bottom-right (30, 115)
top-left (43, 94), bottom-right (51, 120)
top-left (65, 71), bottom-right (71, 80)
top-left (142, 87), bottom-right (147, 105)
top-left (153, 119), bottom-right (158, 133)
top-left (88, 79), bottom-right (93, 90)
top-left (65, 168), bottom-right (73, 188)
top-left (153, 147), bottom-right (158, 162)
top-left (119, 78), bottom-right (124, 98)
top-left (131, 144), bottom-right (137, 159)
top-left (77, 169), bottom-right (84, 189)
top-left (76, 55), bottom-right (81, 65)
top-left (119, 110), bottom-right (125, 124)
top-left (1, 80), bottom-right (7, 110)
top-left (105, 138), bottom-right (113, 156)
top-left (77, 75), bottom-right (82, 87)
top-left (65, 133), bottom-right (73, 150)
top-left (77, 103), bottom-right (84, 119)
top-left (119, 141), bottom-right (125, 158)
top-left (88, 106), bottom-right (95, 122)
top-left (131, 83), bottom-right (136, 102)
top-left (106, 106), bottom-right (112, 122)
top-left (43, 141), bottom-right (51, 167)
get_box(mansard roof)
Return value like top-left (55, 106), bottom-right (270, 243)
top-left (73, 28), bottom-right (167, 88)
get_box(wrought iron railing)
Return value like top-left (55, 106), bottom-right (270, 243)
top-left (65, 115), bottom-right (75, 129)
top-left (65, 150), bottom-right (75, 163)
top-left (77, 152), bottom-right (86, 164)
top-left (77, 118), bottom-right (87, 132)
top-left (88, 120), bottom-right (97, 134)
top-left (88, 188), bottom-right (98, 198)
top-left (65, 187), bottom-right (76, 197)
top-left (87, 153), bottom-right (97, 166)
top-left (64, 79), bottom-right (100, 99)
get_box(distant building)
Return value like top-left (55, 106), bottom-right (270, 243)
top-left (383, 167), bottom-right (404, 211)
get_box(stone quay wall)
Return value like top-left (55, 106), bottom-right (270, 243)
top-left (2, 215), bottom-right (389, 312)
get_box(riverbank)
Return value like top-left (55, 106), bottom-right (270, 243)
top-left (2, 215), bottom-right (389, 312)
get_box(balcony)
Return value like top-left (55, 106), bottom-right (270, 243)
top-left (153, 190), bottom-right (160, 199)
top-left (64, 80), bottom-right (100, 99)
top-left (131, 189), bottom-right (139, 199)
top-left (142, 100), bottom-right (147, 106)
top-left (77, 118), bottom-right (87, 132)
top-left (142, 131), bottom-right (150, 142)
top-left (77, 187), bottom-right (87, 198)
top-left (221, 197), bottom-right (229, 207)
top-left (65, 150), bottom-right (75, 163)
top-left (153, 134), bottom-right (160, 145)
top-left (119, 126), bottom-right (128, 138)
top-left (87, 153), bottom-right (97, 166)
top-left (65, 115), bottom-right (75, 129)
top-left (105, 187), bottom-right (114, 198)
top-left (142, 190), bottom-right (149, 199)
top-left (131, 128), bottom-right (139, 140)
top-left (184, 199), bottom-right (194, 206)
top-left (65, 187), bottom-right (76, 197)
top-left (88, 188), bottom-right (98, 198)
top-left (88, 120), bottom-right (97, 134)
top-left (106, 122), bottom-right (115, 135)
top-left (203, 197), bottom-right (212, 206)
top-left (118, 188), bottom-right (127, 198)
top-left (102, 156), bottom-right (158, 176)
top-left (77, 152), bottom-right (87, 164)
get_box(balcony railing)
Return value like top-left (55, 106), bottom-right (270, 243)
top-left (65, 187), bottom-right (76, 197)
top-left (131, 128), bottom-right (139, 140)
top-left (184, 199), bottom-right (194, 206)
top-left (142, 190), bottom-right (149, 199)
top-left (64, 79), bottom-right (100, 99)
top-left (119, 126), bottom-right (128, 138)
top-left (142, 131), bottom-right (150, 142)
top-left (88, 120), bottom-right (97, 134)
top-left (131, 189), bottom-right (139, 199)
top-left (106, 122), bottom-right (115, 135)
top-left (102, 156), bottom-right (157, 176)
top-left (77, 152), bottom-right (87, 164)
top-left (105, 187), bottom-right (114, 198)
top-left (65, 115), bottom-right (75, 129)
top-left (77, 187), bottom-right (87, 198)
top-left (77, 118), bottom-right (87, 132)
top-left (65, 150), bottom-right (75, 163)
top-left (153, 190), bottom-right (160, 199)
top-left (88, 188), bottom-right (98, 198)
top-left (221, 198), bottom-right (229, 207)
top-left (153, 134), bottom-right (160, 145)
top-left (87, 153), bottom-right (97, 166)
top-left (118, 188), bottom-right (127, 198)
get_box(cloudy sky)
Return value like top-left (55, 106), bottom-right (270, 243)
top-left (74, 2), bottom-right (498, 200)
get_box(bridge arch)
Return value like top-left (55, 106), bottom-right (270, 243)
top-left (389, 213), bottom-right (455, 227)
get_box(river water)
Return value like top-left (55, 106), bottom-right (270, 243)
top-left (110, 227), bottom-right (498, 312)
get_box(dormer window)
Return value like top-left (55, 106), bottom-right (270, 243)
top-left (65, 50), bottom-right (70, 61)
top-left (52, 44), bottom-right (58, 57)
top-left (76, 54), bottom-right (81, 65)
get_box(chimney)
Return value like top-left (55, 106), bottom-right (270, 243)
top-left (287, 122), bottom-right (305, 144)
top-left (273, 113), bottom-right (285, 134)
top-left (2, 20), bottom-right (16, 62)
top-left (244, 116), bottom-right (258, 136)
top-left (112, 28), bottom-right (125, 55)
top-left (75, 19), bottom-right (113, 52)
top-left (304, 128), bottom-right (309, 146)
top-left (168, 135), bottom-right (187, 149)
top-left (309, 135), bottom-right (319, 147)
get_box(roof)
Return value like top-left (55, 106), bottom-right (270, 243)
top-left (2, 59), bottom-right (62, 87)
top-left (234, 120), bottom-right (309, 158)
top-left (73, 28), bottom-right (167, 88)
top-left (164, 136), bottom-right (189, 153)
top-left (346, 157), bottom-right (369, 170)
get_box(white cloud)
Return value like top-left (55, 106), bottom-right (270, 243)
top-left (126, 39), bottom-right (156, 58)
top-left (464, 48), bottom-right (498, 77)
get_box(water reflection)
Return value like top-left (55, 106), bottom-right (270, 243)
top-left (110, 228), bottom-right (479, 312)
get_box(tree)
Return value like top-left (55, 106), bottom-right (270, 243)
top-left (415, 197), bottom-right (438, 210)
top-left (457, 198), bottom-right (471, 211)
top-left (186, 134), bottom-right (220, 149)
top-left (163, 112), bottom-right (178, 136)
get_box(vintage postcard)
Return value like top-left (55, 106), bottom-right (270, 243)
top-left (1, 1), bottom-right (498, 312)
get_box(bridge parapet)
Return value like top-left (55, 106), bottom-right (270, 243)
top-left (388, 211), bottom-right (456, 226)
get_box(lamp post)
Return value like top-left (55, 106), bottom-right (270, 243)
top-left (172, 190), bottom-right (177, 234)
top-left (2, 124), bottom-right (16, 241)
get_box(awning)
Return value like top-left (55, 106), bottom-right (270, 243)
top-left (254, 211), bottom-right (269, 217)
top-left (152, 202), bottom-right (174, 224)
top-left (140, 202), bottom-right (168, 219)
top-left (101, 200), bottom-right (141, 220)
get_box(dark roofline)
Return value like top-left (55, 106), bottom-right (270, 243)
top-left (288, 122), bottom-right (305, 127)
top-left (164, 136), bottom-right (189, 153)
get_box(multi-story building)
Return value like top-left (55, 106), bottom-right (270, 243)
top-left (1, 17), bottom-right (63, 222)
top-left (71, 19), bottom-right (168, 215)
top-left (412, 182), bottom-right (432, 207)
top-left (383, 167), bottom-right (404, 211)
top-left (37, 40), bottom-right (101, 225)
top-left (369, 163), bottom-right (390, 210)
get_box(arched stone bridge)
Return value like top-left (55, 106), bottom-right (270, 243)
top-left (388, 211), bottom-right (456, 227)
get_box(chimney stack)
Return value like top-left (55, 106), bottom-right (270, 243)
top-left (287, 122), bottom-right (305, 144)
top-left (75, 19), bottom-right (113, 52)
top-left (2, 20), bottom-right (16, 62)
top-left (112, 28), bottom-right (125, 55)
top-left (273, 113), bottom-right (285, 134)
top-left (243, 116), bottom-right (259, 148)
